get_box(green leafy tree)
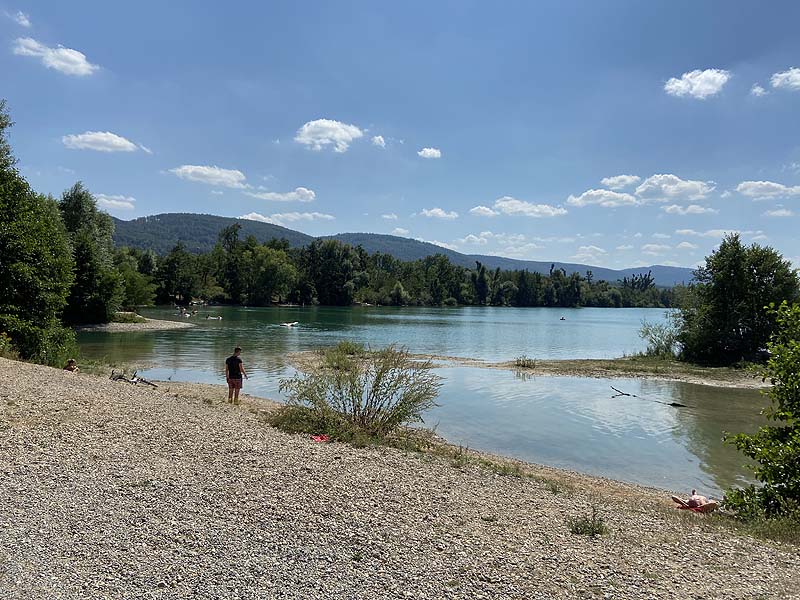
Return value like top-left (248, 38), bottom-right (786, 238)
top-left (114, 249), bottom-right (156, 309)
top-left (242, 245), bottom-right (298, 305)
top-left (59, 182), bottom-right (124, 323)
top-left (677, 234), bottom-right (799, 365)
top-left (725, 301), bottom-right (800, 519)
top-left (0, 100), bottom-right (76, 363)
top-left (156, 243), bottom-right (201, 303)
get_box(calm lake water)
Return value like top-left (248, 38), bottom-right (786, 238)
top-left (77, 306), bottom-right (764, 495)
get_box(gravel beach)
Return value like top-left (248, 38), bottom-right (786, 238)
top-left (1, 357), bottom-right (798, 599)
top-left (73, 317), bottom-right (195, 333)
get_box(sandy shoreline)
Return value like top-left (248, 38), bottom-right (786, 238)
top-left (288, 351), bottom-right (766, 389)
top-left (1, 357), bottom-right (797, 598)
top-left (74, 317), bottom-right (195, 333)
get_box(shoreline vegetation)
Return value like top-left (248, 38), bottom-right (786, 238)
top-left (287, 350), bottom-right (767, 390)
top-left (73, 315), bottom-right (195, 333)
top-left (1, 357), bottom-right (798, 598)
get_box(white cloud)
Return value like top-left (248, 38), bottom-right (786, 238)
top-left (661, 204), bottom-right (719, 215)
top-left (675, 228), bottom-right (737, 238)
top-left (493, 196), bottom-right (568, 217)
top-left (572, 245), bottom-right (607, 262)
top-left (427, 239), bottom-right (458, 251)
top-left (664, 68), bottom-right (731, 99)
top-left (244, 187), bottom-right (316, 202)
top-left (371, 135), bottom-right (385, 148)
top-left (763, 209), bottom-right (794, 217)
top-left (720, 190), bottom-right (732, 198)
top-left (736, 180), bottom-right (800, 200)
top-left (417, 147), bottom-right (442, 159)
top-left (420, 207), bottom-right (458, 219)
top-left (676, 241), bottom-right (698, 250)
top-left (211, 190), bottom-right (223, 196)
top-left (652, 233), bottom-right (671, 239)
top-left (239, 211), bottom-right (334, 226)
top-left (641, 243), bottom-right (671, 255)
top-left (567, 189), bottom-right (639, 208)
top-left (381, 213), bottom-right (398, 220)
top-left (616, 244), bottom-right (634, 251)
top-left (391, 227), bottom-right (409, 236)
top-left (469, 205), bottom-right (499, 217)
top-left (459, 234), bottom-right (489, 245)
top-left (600, 174), bottom-right (640, 190)
top-left (770, 67), bottom-right (800, 91)
top-left (13, 37), bottom-right (99, 76)
top-left (62, 131), bottom-right (140, 153)
top-left (750, 84), bottom-right (768, 97)
top-left (635, 174), bottom-right (715, 201)
top-left (6, 11), bottom-right (31, 27)
top-left (169, 165), bottom-right (248, 189)
top-left (294, 119), bottom-right (363, 152)
top-left (95, 193), bottom-right (135, 210)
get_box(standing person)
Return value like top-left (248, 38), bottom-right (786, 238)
top-left (225, 346), bottom-right (248, 403)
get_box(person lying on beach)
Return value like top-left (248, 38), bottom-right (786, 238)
top-left (671, 489), bottom-right (717, 513)
top-left (63, 359), bottom-right (79, 373)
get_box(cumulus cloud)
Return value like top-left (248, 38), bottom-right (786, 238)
top-left (6, 11), bottom-right (31, 27)
top-left (493, 196), bottom-right (568, 218)
top-left (750, 84), bottom-right (768, 97)
top-left (770, 67), bottom-right (800, 91)
top-left (391, 227), bottom-right (409, 236)
top-left (420, 207), bottom-right (458, 219)
top-left (763, 209), bottom-right (794, 217)
top-left (427, 240), bottom-right (458, 251)
top-left (469, 205), bottom-right (499, 217)
top-left (371, 135), bottom-right (385, 148)
top-left (600, 174), bottom-right (640, 190)
top-left (417, 147), bottom-right (442, 159)
top-left (635, 174), bottom-right (715, 202)
top-left (664, 68), bottom-right (731, 99)
top-left (676, 241), bottom-right (698, 250)
top-left (675, 228), bottom-right (737, 238)
top-left (641, 243), bottom-right (671, 255)
top-left (62, 131), bottom-right (141, 152)
top-left (572, 245), bottom-right (607, 263)
top-left (616, 245), bottom-right (634, 251)
top-left (95, 194), bottom-right (135, 210)
top-left (13, 37), bottom-right (99, 76)
top-left (169, 165), bottom-right (248, 189)
top-left (244, 187), bottom-right (315, 202)
top-left (381, 213), bottom-right (398, 220)
top-left (240, 211), bottom-right (334, 226)
top-left (661, 204), bottom-right (719, 215)
top-left (736, 180), bottom-right (800, 199)
top-left (459, 234), bottom-right (489, 245)
top-left (652, 233), bottom-right (671, 239)
top-left (567, 189), bottom-right (639, 208)
top-left (294, 119), bottom-right (363, 152)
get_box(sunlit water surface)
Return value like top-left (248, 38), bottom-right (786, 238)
top-left (77, 306), bottom-right (764, 495)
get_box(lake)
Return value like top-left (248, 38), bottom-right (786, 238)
top-left (77, 306), bottom-right (764, 495)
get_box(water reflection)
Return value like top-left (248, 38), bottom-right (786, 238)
top-left (76, 306), bottom-right (764, 494)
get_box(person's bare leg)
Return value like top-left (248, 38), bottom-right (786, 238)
top-left (228, 385), bottom-right (234, 403)
top-left (234, 387), bottom-right (240, 404)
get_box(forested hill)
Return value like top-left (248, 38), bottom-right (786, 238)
top-left (113, 213), bottom-right (694, 286)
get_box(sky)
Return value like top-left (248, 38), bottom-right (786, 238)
top-left (2, 1), bottom-right (800, 269)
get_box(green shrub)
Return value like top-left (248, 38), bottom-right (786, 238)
top-left (111, 312), bottom-right (147, 324)
top-left (639, 315), bottom-right (679, 358)
top-left (724, 301), bottom-right (800, 520)
top-left (567, 505), bottom-right (608, 537)
top-left (276, 344), bottom-right (441, 439)
top-left (0, 332), bottom-right (18, 360)
top-left (515, 355), bottom-right (536, 369)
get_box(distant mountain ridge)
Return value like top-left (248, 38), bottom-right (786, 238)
top-left (113, 213), bottom-right (694, 286)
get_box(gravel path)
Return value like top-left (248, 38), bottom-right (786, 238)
top-left (1, 357), bottom-right (798, 599)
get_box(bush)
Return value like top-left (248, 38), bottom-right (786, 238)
top-left (724, 301), bottom-right (800, 520)
top-left (0, 332), bottom-right (18, 360)
top-left (639, 315), bottom-right (679, 358)
top-left (111, 312), bottom-right (147, 324)
top-left (275, 344), bottom-right (441, 439)
top-left (567, 505), bottom-right (608, 537)
top-left (515, 355), bottom-right (536, 369)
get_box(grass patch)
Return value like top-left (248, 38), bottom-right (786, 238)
top-left (567, 505), bottom-right (608, 537)
top-left (515, 355), bottom-right (536, 369)
top-left (704, 512), bottom-right (800, 545)
top-left (111, 312), bottom-right (147, 324)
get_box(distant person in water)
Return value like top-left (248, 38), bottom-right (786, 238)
top-left (225, 346), bottom-right (248, 403)
top-left (63, 359), bottom-right (79, 373)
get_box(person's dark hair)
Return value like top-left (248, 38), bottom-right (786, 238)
top-left (234, 346), bottom-right (242, 353)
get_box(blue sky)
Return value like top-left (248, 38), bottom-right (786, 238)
top-left (2, 1), bottom-right (800, 269)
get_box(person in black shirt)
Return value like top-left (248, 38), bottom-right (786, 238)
top-left (224, 346), bottom-right (248, 403)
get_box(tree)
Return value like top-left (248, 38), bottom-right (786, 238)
top-left (677, 234), bottom-right (799, 365)
top-left (156, 243), bottom-right (200, 303)
top-left (0, 100), bottom-right (76, 363)
top-left (114, 249), bottom-right (156, 309)
top-left (242, 245), bottom-right (297, 305)
top-left (59, 182), bottom-right (123, 323)
top-left (724, 301), bottom-right (800, 519)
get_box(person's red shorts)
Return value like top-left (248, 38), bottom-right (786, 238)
top-left (227, 377), bottom-right (243, 390)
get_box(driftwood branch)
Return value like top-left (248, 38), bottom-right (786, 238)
top-left (609, 385), bottom-right (686, 408)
